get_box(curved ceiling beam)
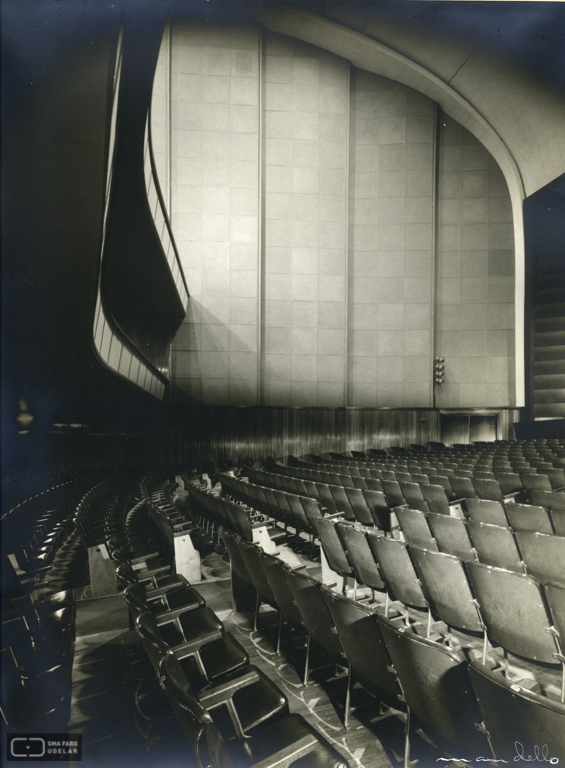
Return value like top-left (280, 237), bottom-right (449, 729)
top-left (255, 5), bottom-right (526, 406)
top-left (256, 6), bottom-right (525, 200)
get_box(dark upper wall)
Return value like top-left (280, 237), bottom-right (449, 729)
top-left (1, 1), bottom-right (175, 473)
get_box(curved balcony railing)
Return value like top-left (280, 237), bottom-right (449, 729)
top-left (92, 27), bottom-right (167, 401)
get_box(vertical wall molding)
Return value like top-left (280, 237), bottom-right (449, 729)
top-left (343, 60), bottom-right (351, 407)
top-left (257, 25), bottom-right (264, 405)
top-left (167, 20), bottom-right (172, 219)
top-left (166, 20), bottom-right (173, 397)
top-left (431, 102), bottom-right (439, 408)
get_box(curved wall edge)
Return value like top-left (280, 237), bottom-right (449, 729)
top-left (92, 24), bottom-right (166, 401)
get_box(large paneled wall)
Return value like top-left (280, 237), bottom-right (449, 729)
top-left (348, 69), bottom-right (435, 407)
top-left (170, 19), bottom-right (262, 406)
top-left (158, 19), bottom-right (516, 409)
top-left (262, 34), bottom-right (349, 407)
top-left (435, 112), bottom-right (515, 408)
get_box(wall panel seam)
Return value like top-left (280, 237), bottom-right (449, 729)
top-left (431, 102), bottom-right (439, 408)
top-left (344, 60), bottom-right (351, 408)
top-left (257, 24), bottom-right (264, 405)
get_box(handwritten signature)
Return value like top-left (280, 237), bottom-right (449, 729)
top-left (436, 742), bottom-right (559, 764)
top-left (514, 743), bottom-right (559, 765)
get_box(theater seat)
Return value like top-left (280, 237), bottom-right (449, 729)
top-left (515, 531), bottom-right (565, 584)
top-left (320, 587), bottom-right (403, 727)
top-left (464, 498), bottom-right (508, 527)
top-left (378, 615), bottom-right (489, 763)
top-left (504, 502), bottom-right (554, 535)
top-left (285, 568), bottom-right (347, 685)
top-left (426, 513), bottom-right (476, 563)
top-left (160, 649), bottom-right (350, 768)
top-left (366, 535), bottom-right (428, 618)
top-left (450, 477), bottom-right (477, 499)
top-left (395, 507), bottom-right (437, 551)
top-left (259, 551), bottom-right (307, 654)
top-left (543, 581), bottom-right (565, 656)
top-left (532, 490), bottom-right (565, 512)
top-left (135, 610), bottom-right (249, 687)
top-left (469, 660), bottom-right (565, 763)
top-left (335, 524), bottom-right (385, 596)
top-left (312, 517), bottom-right (355, 589)
top-left (408, 546), bottom-right (482, 637)
top-left (467, 521), bottom-right (525, 573)
top-left (420, 483), bottom-right (454, 515)
top-left (238, 540), bottom-right (279, 630)
top-left (116, 561), bottom-right (190, 597)
top-left (124, 582), bottom-right (205, 624)
top-left (464, 561), bottom-right (563, 684)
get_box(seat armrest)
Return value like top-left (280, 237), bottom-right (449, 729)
top-left (130, 553), bottom-right (159, 565)
top-left (197, 668), bottom-right (260, 708)
top-left (145, 582), bottom-right (185, 599)
top-left (172, 630), bottom-right (223, 657)
top-left (173, 523), bottom-right (194, 533)
top-left (18, 564), bottom-right (52, 582)
top-left (155, 606), bottom-right (197, 625)
top-left (250, 735), bottom-right (320, 768)
top-left (143, 565), bottom-right (171, 577)
top-left (20, 576), bottom-right (51, 588)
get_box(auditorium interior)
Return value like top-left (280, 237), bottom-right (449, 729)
top-left (2, 0), bottom-right (565, 766)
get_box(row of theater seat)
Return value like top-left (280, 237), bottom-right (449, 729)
top-left (395, 502), bottom-right (565, 561)
top-left (339, 437), bottom-right (565, 462)
top-left (117, 517), bottom-right (352, 768)
top-left (1, 474), bottom-right (188, 733)
top-left (307, 441), bottom-right (565, 481)
top-left (139, 450), bottom-right (556, 760)
top-left (316, 514), bottom-right (565, 633)
top-left (305, 454), bottom-right (565, 477)
top-left (3, 476), bottom-right (95, 581)
top-left (286, 456), bottom-right (565, 496)
top-left (249, 464), bottom-right (458, 520)
top-left (140, 473), bottom-right (214, 556)
top-left (275, 455), bottom-right (565, 503)
top-left (221, 473), bottom-right (331, 539)
top-left (215, 471), bottom-right (565, 590)
top-left (1, 476), bottom-right (110, 731)
top-left (2, 604), bottom-right (75, 732)
top-left (186, 482), bottom-right (271, 543)
top-left (73, 477), bottom-right (140, 548)
top-left (250, 460), bottom-right (565, 525)
top-left (221, 528), bottom-right (565, 764)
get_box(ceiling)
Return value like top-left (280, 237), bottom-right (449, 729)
top-left (285, 1), bottom-right (565, 90)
